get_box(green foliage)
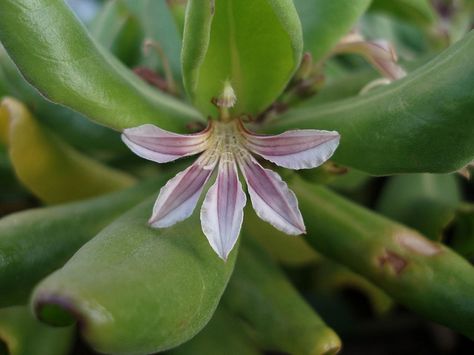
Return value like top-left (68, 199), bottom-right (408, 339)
top-left (0, 0), bottom-right (202, 131)
top-left (182, 0), bottom-right (303, 116)
top-left (32, 198), bottom-right (238, 354)
top-left (0, 0), bottom-right (474, 353)
top-left (269, 32), bottom-right (474, 174)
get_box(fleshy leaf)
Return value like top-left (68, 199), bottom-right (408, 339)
top-left (0, 0), bottom-right (202, 131)
top-left (268, 32), bottom-right (474, 174)
top-left (0, 98), bottom-right (135, 204)
top-left (224, 240), bottom-right (341, 354)
top-left (32, 197), bottom-right (238, 354)
top-left (0, 179), bottom-right (170, 307)
top-left (182, 0), bottom-right (303, 116)
top-left (290, 177), bottom-right (474, 339)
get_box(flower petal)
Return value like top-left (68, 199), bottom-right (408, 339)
top-left (240, 123), bottom-right (340, 170)
top-left (122, 123), bottom-right (212, 163)
top-left (201, 157), bottom-right (246, 260)
top-left (239, 155), bottom-right (305, 235)
top-left (149, 153), bottom-right (217, 228)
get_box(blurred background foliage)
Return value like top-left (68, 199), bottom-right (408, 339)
top-left (0, 0), bottom-right (474, 354)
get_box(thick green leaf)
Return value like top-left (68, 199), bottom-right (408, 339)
top-left (0, 179), bottom-right (168, 307)
top-left (0, 306), bottom-right (73, 355)
top-left (182, 0), bottom-right (303, 116)
top-left (294, 0), bottom-right (372, 61)
top-left (224, 241), bottom-right (341, 355)
top-left (290, 177), bottom-right (474, 338)
top-left (90, 0), bottom-right (144, 66)
top-left (31, 197), bottom-right (238, 354)
top-left (0, 98), bottom-right (135, 204)
top-left (124, 0), bottom-right (182, 77)
top-left (0, 0), bottom-right (203, 131)
top-left (268, 32), bottom-right (474, 175)
top-left (0, 45), bottom-right (125, 155)
top-left (170, 308), bottom-right (260, 355)
top-left (377, 174), bottom-right (461, 240)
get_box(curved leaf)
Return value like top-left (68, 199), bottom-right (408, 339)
top-left (224, 240), bottom-right (341, 355)
top-left (182, 0), bottom-right (303, 116)
top-left (268, 32), bottom-right (474, 174)
top-left (31, 197), bottom-right (238, 354)
top-left (291, 177), bottom-right (474, 339)
top-left (0, 179), bottom-right (168, 307)
top-left (294, 0), bottom-right (372, 61)
top-left (0, 45), bottom-right (125, 154)
top-left (0, 306), bottom-right (73, 355)
top-left (0, 0), bottom-right (203, 131)
top-left (0, 98), bottom-right (135, 204)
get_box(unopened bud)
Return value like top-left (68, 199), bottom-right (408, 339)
top-left (333, 33), bottom-right (406, 81)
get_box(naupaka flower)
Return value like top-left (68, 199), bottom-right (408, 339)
top-left (122, 84), bottom-right (340, 260)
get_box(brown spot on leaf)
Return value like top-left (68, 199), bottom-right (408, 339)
top-left (378, 250), bottom-right (407, 275)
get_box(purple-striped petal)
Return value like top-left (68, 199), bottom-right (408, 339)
top-left (201, 157), bottom-right (246, 260)
top-left (239, 155), bottom-right (305, 235)
top-left (122, 123), bottom-right (212, 163)
top-left (240, 123), bottom-right (340, 170)
top-left (149, 153), bottom-right (217, 228)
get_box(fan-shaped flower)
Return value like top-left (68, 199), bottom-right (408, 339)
top-left (122, 86), bottom-right (340, 260)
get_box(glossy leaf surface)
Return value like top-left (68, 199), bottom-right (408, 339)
top-left (0, 180), bottom-right (167, 307)
top-left (182, 0), bottom-right (303, 116)
top-left (0, 98), bottom-right (135, 204)
top-left (0, 46), bottom-right (125, 155)
top-left (32, 198), bottom-right (238, 354)
top-left (269, 32), bottom-right (474, 174)
top-left (0, 0), bottom-right (202, 131)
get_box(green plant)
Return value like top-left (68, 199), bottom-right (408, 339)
top-left (0, 0), bottom-right (473, 354)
